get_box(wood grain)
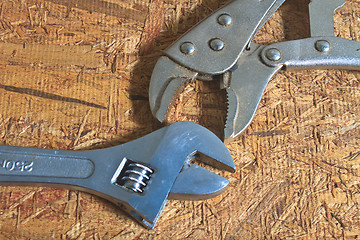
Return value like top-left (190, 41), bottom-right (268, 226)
top-left (0, 0), bottom-right (359, 239)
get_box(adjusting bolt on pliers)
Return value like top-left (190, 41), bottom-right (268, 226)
top-left (0, 122), bottom-right (235, 228)
top-left (149, 0), bottom-right (360, 142)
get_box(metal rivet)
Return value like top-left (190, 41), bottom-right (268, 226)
top-left (315, 40), bottom-right (330, 53)
top-left (265, 48), bottom-right (281, 62)
top-left (209, 38), bottom-right (224, 51)
top-left (218, 14), bottom-right (232, 27)
top-left (180, 42), bottom-right (195, 55)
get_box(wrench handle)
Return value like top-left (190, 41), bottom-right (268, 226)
top-left (0, 145), bottom-right (94, 186)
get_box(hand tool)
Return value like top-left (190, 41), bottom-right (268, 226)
top-left (149, 0), bottom-right (360, 142)
top-left (0, 121), bottom-right (235, 228)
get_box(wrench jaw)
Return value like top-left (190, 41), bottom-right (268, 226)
top-left (167, 129), bottom-right (235, 200)
top-left (164, 121), bottom-right (235, 173)
top-left (168, 164), bottom-right (230, 201)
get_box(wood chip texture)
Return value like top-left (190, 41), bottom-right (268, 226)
top-left (0, 0), bottom-right (359, 239)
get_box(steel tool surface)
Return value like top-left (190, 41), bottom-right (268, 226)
top-left (0, 121), bottom-right (235, 228)
top-left (149, 0), bottom-right (360, 141)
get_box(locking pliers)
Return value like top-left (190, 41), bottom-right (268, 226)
top-left (0, 121), bottom-right (235, 228)
top-left (149, 0), bottom-right (360, 141)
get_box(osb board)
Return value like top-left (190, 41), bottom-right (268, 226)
top-left (0, 0), bottom-right (359, 239)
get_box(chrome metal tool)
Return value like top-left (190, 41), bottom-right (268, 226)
top-left (0, 121), bottom-right (235, 228)
top-left (149, 0), bottom-right (360, 141)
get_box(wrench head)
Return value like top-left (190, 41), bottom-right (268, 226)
top-left (111, 121), bottom-right (234, 228)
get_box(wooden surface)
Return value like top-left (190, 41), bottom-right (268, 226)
top-left (0, 0), bottom-right (359, 239)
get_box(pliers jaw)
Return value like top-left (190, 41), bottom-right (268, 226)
top-left (149, 56), bottom-right (198, 122)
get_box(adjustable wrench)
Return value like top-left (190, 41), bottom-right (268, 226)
top-left (0, 121), bottom-right (235, 228)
